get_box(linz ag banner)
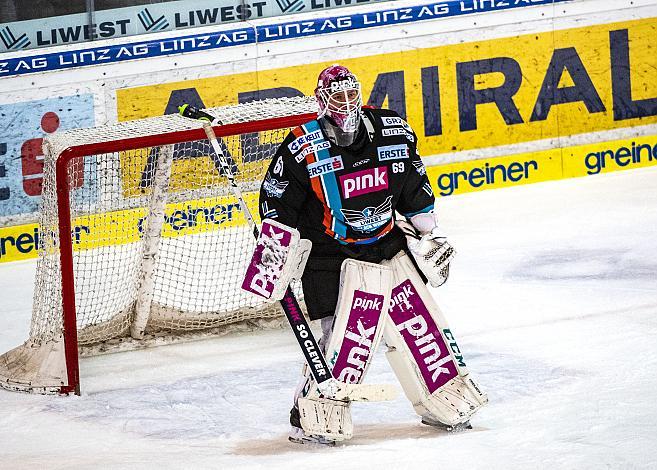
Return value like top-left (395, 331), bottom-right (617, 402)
top-left (0, 0), bottom-right (571, 75)
top-left (0, 0), bottom-right (390, 52)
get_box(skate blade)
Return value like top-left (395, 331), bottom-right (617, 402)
top-left (288, 428), bottom-right (337, 447)
top-left (288, 435), bottom-right (337, 446)
top-left (421, 418), bottom-right (473, 433)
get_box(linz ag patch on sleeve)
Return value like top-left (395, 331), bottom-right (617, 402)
top-left (382, 127), bottom-right (415, 142)
top-left (294, 140), bottom-right (331, 163)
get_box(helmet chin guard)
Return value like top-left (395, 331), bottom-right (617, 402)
top-left (315, 65), bottom-right (363, 133)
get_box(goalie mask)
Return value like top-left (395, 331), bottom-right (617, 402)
top-left (315, 65), bottom-right (363, 134)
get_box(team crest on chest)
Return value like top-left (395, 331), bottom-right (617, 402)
top-left (340, 196), bottom-right (393, 233)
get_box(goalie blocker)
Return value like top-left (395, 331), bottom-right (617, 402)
top-left (241, 218), bottom-right (312, 302)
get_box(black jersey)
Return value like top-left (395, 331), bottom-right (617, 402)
top-left (260, 108), bottom-right (434, 320)
top-left (259, 107), bottom-right (435, 248)
top-left (259, 107), bottom-right (435, 320)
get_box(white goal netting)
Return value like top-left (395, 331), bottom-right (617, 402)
top-left (0, 96), bottom-right (318, 394)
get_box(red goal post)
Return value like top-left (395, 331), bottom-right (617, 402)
top-left (0, 96), bottom-right (318, 395)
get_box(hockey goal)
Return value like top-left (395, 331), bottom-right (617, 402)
top-left (0, 96), bottom-right (318, 395)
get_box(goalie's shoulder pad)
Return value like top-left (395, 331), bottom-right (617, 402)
top-left (241, 219), bottom-right (312, 301)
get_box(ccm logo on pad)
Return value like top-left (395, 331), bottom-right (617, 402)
top-left (340, 167), bottom-right (388, 199)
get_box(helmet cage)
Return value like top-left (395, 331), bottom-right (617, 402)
top-left (316, 77), bottom-right (362, 133)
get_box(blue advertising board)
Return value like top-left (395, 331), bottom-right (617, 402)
top-left (0, 96), bottom-right (95, 217)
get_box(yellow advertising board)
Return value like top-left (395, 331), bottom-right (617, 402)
top-left (0, 193), bottom-right (259, 263)
top-left (563, 136), bottom-right (657, 178)
top-left (426, 149), bottom-right (562, 197)
top-left (118, 17), bottom-right (657, 158)
top-left (117, 146), bottom-right (272, 198)
top-left (426, 135), bottom-right (657, 197)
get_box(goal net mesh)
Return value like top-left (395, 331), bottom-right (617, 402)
top-left (31, 96), bottom-right (317, 348)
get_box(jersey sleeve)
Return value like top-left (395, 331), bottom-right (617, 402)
top-left (258, 132), bottom-right (309, 227)
top-left (396, 128), bottom-right (435, 217)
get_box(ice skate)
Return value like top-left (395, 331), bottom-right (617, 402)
top-left (288, 406), bottom-right (337, 446)
top-left (421, 415), bottom-right (473, 432)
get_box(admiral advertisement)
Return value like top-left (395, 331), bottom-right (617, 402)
top-left (115, 16), bottom-right (657, 157)
top-left (114, 15), bottom-right (657, 198)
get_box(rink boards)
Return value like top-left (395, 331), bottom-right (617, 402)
top-left (1, 132), bottom-right (656, 263)
top-left (1, 0), bottom-right (656, 262)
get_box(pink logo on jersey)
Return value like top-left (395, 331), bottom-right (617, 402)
top-left (339, 166), bottom-right (388, 199)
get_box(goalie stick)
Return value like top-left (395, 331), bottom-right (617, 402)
top-left (178, 105), bottom-right (397, 402)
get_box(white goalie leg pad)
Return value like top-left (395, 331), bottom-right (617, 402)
top-left (241, 218), bottom-right (312, 301)
top-left (382, 253), bottom-right (488, 427)
top-left (299, 259), bottom-right (393, 440)
top-left (322, 259), bottom-right (392, 386)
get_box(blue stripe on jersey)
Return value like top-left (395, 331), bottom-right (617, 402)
top-left (352, 231), bottom-right (388, 245)
top-left (401, 203), bottom-right (435, 218)
top-left (304, 121), bottom-right (348, 239)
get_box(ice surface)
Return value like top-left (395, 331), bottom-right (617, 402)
top-left (1, 167), bottom-right (656, 469)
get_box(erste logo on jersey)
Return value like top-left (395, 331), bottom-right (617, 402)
top-left (377, 144), bottom-right (409, 161)
top-left (308, 156), bottom-right (344, 178)
top-left (288, 130), bottom-right (323, 153)
top-left (339, 166), bottom-right (388, 199)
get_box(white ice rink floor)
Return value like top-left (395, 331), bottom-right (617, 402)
top-left (1, 166), bottom-right (656, 469)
